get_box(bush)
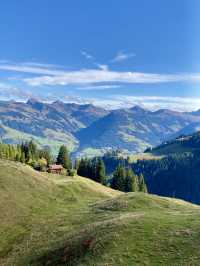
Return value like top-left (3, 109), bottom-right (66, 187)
top-left (68, 169), bottom-right (76, 177)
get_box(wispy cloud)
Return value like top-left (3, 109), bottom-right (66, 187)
top-left (76, 85), bottom-right (120, 91)
top-left (0, 62), bottom-right (66, 76)
top-left (90, 95), bottom-right (200, 112)
top-left (0, 82), bottom-right (33, 100)
top-left (80, 51), bottom-right (109, 71)
top-left (0, 82), bottom-right (13, 90)
top-left (81, 51), bottom-right (94, 60)
top-left (0, 61), bottom-right (200, 87)
top-left (96, 64), bottom-right (109, 71)
top-left (23, 70), bottom-right (200, 86)
top-left (111, 51), bottom-right (136, 63)
top-left (0, 78), bottom-right (199, 112)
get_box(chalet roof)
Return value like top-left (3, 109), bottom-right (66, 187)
top-left (49, 164), bottom-right (63, 170)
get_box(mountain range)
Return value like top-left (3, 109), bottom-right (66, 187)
top-left (1, 99), bottom-right (200, 156)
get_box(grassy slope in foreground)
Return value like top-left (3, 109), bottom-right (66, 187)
top-left (1, 161), bottom-right (200, 265)
top-left (0, 160), bottom-right (119, 265)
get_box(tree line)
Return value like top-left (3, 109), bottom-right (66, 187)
top-left (77, 157), bottom-right (107, 185)
top-left (0, 141), bottom-right (72, 173)
top-left (131, 151), bottom-right (200, 204)
top-left (0, 141), bottom-right (148, 193)
top-left (111, 164), bottom-right (147, 193)
top-left (76, 157), bottom-right (147, 193)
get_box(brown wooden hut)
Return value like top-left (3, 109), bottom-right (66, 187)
top-left (48, 164), bottom-right (63, 174)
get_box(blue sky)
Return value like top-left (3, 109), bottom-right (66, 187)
top-left (0, 0), bottom-right (200, 110)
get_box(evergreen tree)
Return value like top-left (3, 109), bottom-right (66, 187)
top-left (77, 158), bottom-right (85, 176)
top-left (138, 174), bottom-right (148, 193)
top-left (132, 173), bottom-right (139, 192)
top-left (56, 145), bottom-right (71, 169)
top-left (125, 167), bottom-right (138, 192)
top-left (77, 157), bottom-right (107, 185)
top-left (111, 164), bottom-right (126, 191)
top-left (77, 158), bottom-right (87, 177)
top-left (20, 142), bottom-right (29, 162)
top-left (95, 158), bottom-right (107, 184)
top-left (28, 140), bottom-right (38, 160)
top-left (75, 159), bottom-right (80, 170)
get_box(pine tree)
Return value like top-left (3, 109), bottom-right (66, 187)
top-left (28, 140), bottom-right (38, 160)
top-left (75, 159), bottom-right (80, 170)
top-left (111, 164), bottom-right (126, 191)
top-left (138, 174), bottom-right (148, 193)
top-left (132, 174), bottom-right (139, 192)
top-left (125, 167), bottom-right (139, 192)
top-left (95, 158), bottom-right (107, 184)
top-left (78, 158), bottom-right (83, 176)
top-left (56, 145), bottom-right (71, 169)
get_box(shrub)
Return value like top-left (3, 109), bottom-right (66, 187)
top-left (68, 169), bottom-right (76, 177)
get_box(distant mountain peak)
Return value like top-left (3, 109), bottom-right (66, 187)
top-left (51, 100), bottom-right (66, 107)
top-left (52, 100), bottom-right (63, 104)
top-left (130, 105), bottom-right (148, 114)
top-left (190, 109), bottom-right (200, 116)
top-left (153, 109), bottom-right (179, 115)
top-left (26, 98), bottom-right (45, 111)
top-left (27, 98), bottom-right (41, 105)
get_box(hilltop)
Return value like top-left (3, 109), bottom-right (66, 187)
top-left (1, 160), bottom-right (200, 265)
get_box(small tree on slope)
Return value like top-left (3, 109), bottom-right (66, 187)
top-left (125, 167), bottom-right (139, 192)
top-left (56, 145), bottom-right (71, 170)
top-left (95, 158), bottom-right (107, 184)
top-left (111, 164), bottom-right (126, 191)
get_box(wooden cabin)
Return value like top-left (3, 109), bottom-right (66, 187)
top-left (48, 164), bottom-right (63, 174)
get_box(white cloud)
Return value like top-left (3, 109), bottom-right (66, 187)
top-left (81, 52), bottom-right (109, 71)
top-left (96, 64), bottom-right (109, 71)
top-left (0, 62), bottom-right (200, 87)
top-left (0, 63), bottom-right (66, 76)
top-left (0, 82), bottom-right (33, 100)
top-left (81, 51), bottom-right (94, 60)
top-left (0, 77), bottom-right (199, 112)
top-left (22, 62), bottom-right (62, 69)
top-left (76, 85), bottom-right (120, 90)
top-left (111, 51), bottom-right (136, 63)
top-left (0, 82), bottom-right (13, 89)
top-left (23, 69), bottom-right (200, 86)
top-left (90, 95), bottom-right (200, 112)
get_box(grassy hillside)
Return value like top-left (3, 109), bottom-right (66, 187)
top-left (0, 160), bottom-right (119, 265)
top-left (1, 160), bottom-right (200, 265)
